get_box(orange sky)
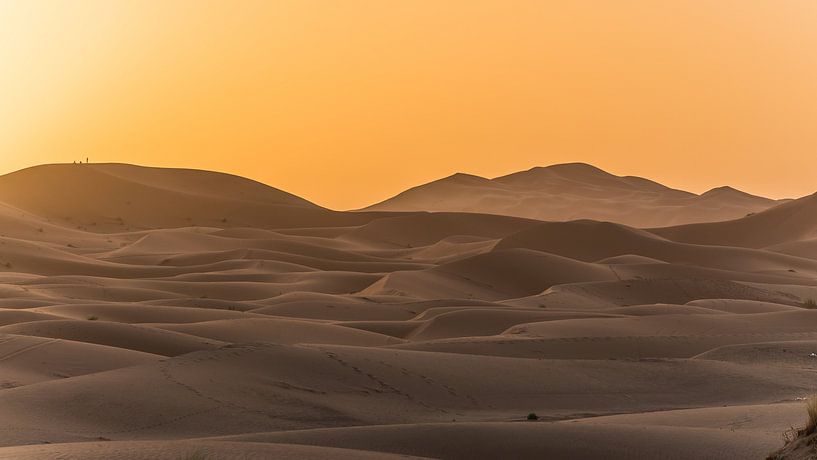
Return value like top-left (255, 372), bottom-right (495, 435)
top-left (1, 1), bottom-right (816, 209)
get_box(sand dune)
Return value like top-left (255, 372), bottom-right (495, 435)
top-left (0, 343), bottom-right (813, 446)
top-left (360, 248), bottom-right (617, 300)
top-left (340, 212), bottom-right (536, 248)
top-left (393, 332), bottom-right (817, 360)
top-left (364, 163), bottom-right (783, 227)
top-left (507, 278), bottom-right (802, 310)
top-left (0, 164), bottom-right (310, 230)
top-left (0, 309), bottom-right (65, 325)
top-left (505, 309), bottom-right (817, 339)
top-left (0, 320), bottom-right (224, 356)
top-left (155, 318), bottom-right (404, 346)
top-left (0, 163), bottom-right (392, 231)
top-left (405, 309), bottom-right (618, 341)
top-left (653, 192), bottom-right (817, 248)
top-left (218, 419), bottom-right (781, 460)
top-left (0, 440), bottom-right (424, 460)
top-left (495, 219), bottom-right (817, 276)
top-left (0, 334), bottom-right (159, 387)
top-left (686, 298), bottom-right (801, 313)
top-left (694, 340), bottom-right (817, 365)
top-left (0, 163), bottom-right (811, 458)
top-left (34, 302), bottom-right (266, 323)
top-left (250, 295), bottom-right (501, 321)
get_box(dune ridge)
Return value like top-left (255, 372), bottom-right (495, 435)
top-left (364, 163), bottom-right (785, 227)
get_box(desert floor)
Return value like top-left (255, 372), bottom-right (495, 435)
top-left (0, 163), bottom-right (814, 459)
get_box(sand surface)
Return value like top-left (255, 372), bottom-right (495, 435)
top-left (0, 163), bottom-right (812, 459)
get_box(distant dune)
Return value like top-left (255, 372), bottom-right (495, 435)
top-left (0, 162), bottom-right (812, 459)
top-left (653, 191), bottom-right (817, 248)
top-left (0, 163), bottom-right (385, 232)
top-left (363, 162), bottom-right (787, 227)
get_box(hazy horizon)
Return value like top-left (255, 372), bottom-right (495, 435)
top-left (0, 160), bottom-right (807, 211)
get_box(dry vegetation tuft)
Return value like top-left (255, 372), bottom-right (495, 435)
top-left (768, 397), bottom-right (817, 459)
top-left (806, 396), bottom-right (817, 435)
top-left (780, 396), bottom-right (817, 446)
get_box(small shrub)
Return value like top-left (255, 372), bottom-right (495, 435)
top-left (527, 412), bottom-right (539, 421)
top-left (802, 299), bottom-right (817, 309)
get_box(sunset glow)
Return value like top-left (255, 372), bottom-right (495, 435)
top-left (2, 1), bottom-right (816, 209)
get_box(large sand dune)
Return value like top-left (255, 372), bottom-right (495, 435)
top-left (364, 163), bottom-right (785, 227)
top-left (0, 162), bottom-right (811, 458)
top-left (653, 192), bottom-right (817, 248)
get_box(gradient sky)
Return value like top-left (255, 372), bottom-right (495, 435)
top-left (1, 1), bottom-right (816, 209)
